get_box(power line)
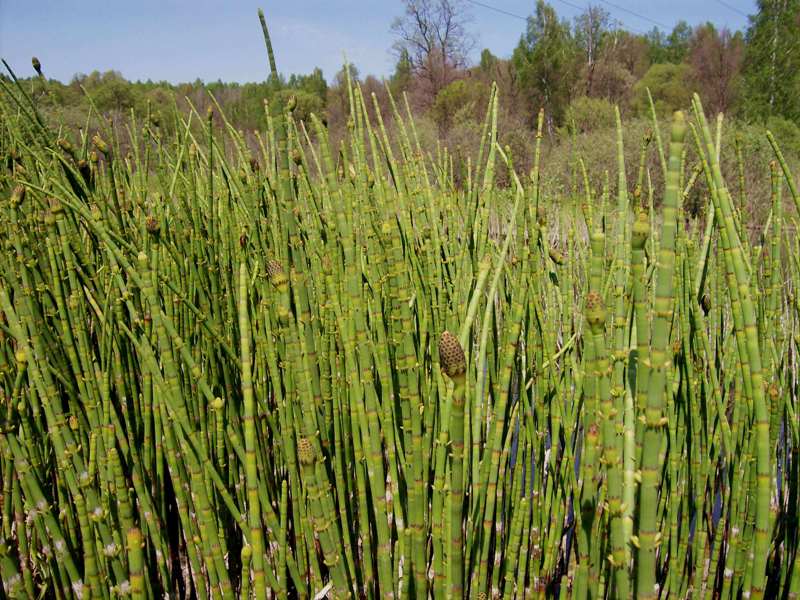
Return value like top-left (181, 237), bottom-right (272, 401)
top-left (552, 0), bottom-right (650, 34)
top-left (712, 0), bottom-right (750, 18)
top-left (466, 0), bottom-right (646, 35)
top-left (466, 0), bottom-right (750, 36)
top-left (551, 0), bottom-right (588, 13)
top-left (568, 2), bottom-right (647, 35)
top-left (594, 0), bottom-right (670, 29)
top-left (464, 0), bottom-right (527, 20)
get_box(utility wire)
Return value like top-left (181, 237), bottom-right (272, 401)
top-left (464, 0), bottom-right (527, 20)
top-left (551, 0), bottom-right (589, 13)
top-left (711, 0), bottom-right (751, 18)
top-left (594, 0), bottom-right (670, 29)
top-left (465, 0), bottom-right (646, 34)
top-left (553, 0), bottom-right (648, 35)
top-left (466, 0), bottom-right (749, 34)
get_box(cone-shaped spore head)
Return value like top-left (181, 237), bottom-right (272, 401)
top-left (266, 259), bottom-right (287, 287)
top-left (297, 437), bottom-right (315, 466)
top-left (585, 291), bottom-right (607, 332)
top-left (439, 331), bottom-right (466, 379)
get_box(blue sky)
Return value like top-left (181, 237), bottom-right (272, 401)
top-left (0, 1), bottom-right (755, 84)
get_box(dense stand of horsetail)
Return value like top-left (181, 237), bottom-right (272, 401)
top-left (2, 11), bottom-right (800, 600)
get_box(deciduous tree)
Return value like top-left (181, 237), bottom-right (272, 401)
top-left (687, 24), bottom-right (744, 115)
top-left (574, 5), bottom-right (611, 96)
top-left (391, 0), bottom-right (475, 105)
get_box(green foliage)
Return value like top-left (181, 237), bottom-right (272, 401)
top-left (90, 71), bottom-right (138, 113)
top-left (390, 48), bottom-right (413, 95)
top-left (287, 67), bottom-right (328, 99)
top-left (479, 48), bottom-right (499, 74)
top-left (431, 78), bottom-right (488, 130)
top-left (511, 0), bottom-right (579, 126)
top-left (272, 89), bottom-right (324, 122)
top-left (666, 21), bottom-right (692, 62)
top-left (741, 0), bottom-right (800, 121)
top-left (573, 5), bottom-right (610, 68)
top-left (645, 21), bottom-right (692, 64)
top-left (6, 64), bottom-right (329, 134)
top-left (633, 63), bottom-right (692, 116)
top-left (563, 96), bottom-right (617, 133)
top-left (766, 115), bottom-right (800, 155)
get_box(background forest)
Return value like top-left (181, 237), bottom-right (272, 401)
top-left (6, 0), bottom-right (800, 209)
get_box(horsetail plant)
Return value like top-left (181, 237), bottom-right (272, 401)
top-left (0, 10), bottom-right (799, 600)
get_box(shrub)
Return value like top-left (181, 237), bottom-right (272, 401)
top-left (431, 78), bottom-right (490, 132)
top-left (632, 63), bottom-right (692, 116)
top-left (564, 96), bottom-right (617, 134)
top-left (766, 115), bottom-right (800, 155)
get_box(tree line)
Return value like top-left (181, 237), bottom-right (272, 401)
top-left (391, 0), bottom-right (799, 134)
top-left (5, 0), bottom-right (800, 157)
